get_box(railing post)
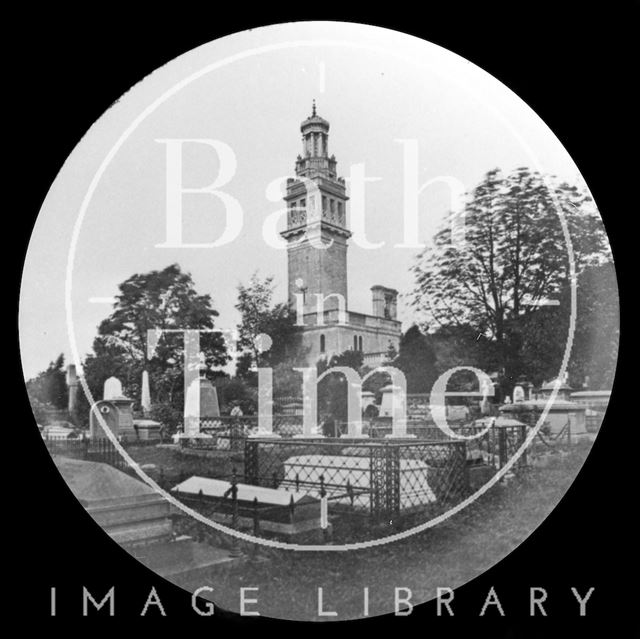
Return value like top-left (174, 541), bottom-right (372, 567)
top-left (229, 467), bottom-right (242, 558)
top-left (244, 438), bottom-right (259, 485)
top-left (289, 494), bottom-right (295, 524)
top-left (252, 497), bottom-right (260, 537)
top-left (319, 474), bottom-right (329, 542)
top-left (385, 444), bottom-right (401, 524)
top-left (369, 445), bottom-right (385, 523)
top-left (346, 479), bottom-right (354, 507)
top-left (498, 426), bottom-right (507, 471)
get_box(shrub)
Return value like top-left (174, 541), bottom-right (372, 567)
top-left (150, 402), bottom-right (183, 434)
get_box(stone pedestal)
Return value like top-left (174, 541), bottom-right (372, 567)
top-left (90, 398), bottom-right (136, 441)
top-left (184, 376), bottom-right (220, 435)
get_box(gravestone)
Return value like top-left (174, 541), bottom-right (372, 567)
top-left (379, 384), bottom-right (406, 418)
top-left (183, 356), bottom-right (220, 436)
top-left (104, 376), bottom-right (125, 400)
top-left (513, 385), bottom-right (525, 403)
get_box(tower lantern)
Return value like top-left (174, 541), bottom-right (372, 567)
top-left (282, 103), bottom-right (350, 313)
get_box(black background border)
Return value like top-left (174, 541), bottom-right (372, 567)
top-left (10, 4), bottom-right (634, 633)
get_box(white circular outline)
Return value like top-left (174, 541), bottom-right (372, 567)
top-left (62, 26), bottom-right (580, 552)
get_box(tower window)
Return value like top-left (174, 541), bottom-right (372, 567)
top-left (353, 335), bottom-right (358, 351)
top-left (320, 334), bottom-right (326, 353)
top-left (322, 195), bottom-right (327, 212)
top-left (359, 336), bottom-right (363, 352)
top-left (330, 199), bottom-right (335, 213)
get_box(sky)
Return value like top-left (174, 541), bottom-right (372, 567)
top-left (19, 22), bottom-right (592, 381)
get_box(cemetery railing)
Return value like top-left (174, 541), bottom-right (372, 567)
top-left (42, 434), bottom-right (136, 475)
top-left (180, 415), bottom-right (305, 451)
top-left (243, 436), bottom-right (469, 526)
top-left (362, 422), bottom-right (531, 474)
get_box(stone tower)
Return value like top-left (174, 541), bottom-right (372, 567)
top-left (281, 102), bottom-right (351, 314)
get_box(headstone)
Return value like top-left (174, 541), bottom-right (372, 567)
top-left (513, 385), bottom-right (525, 403)
top-left (379, 384), bottom-right (413, 438)
top-left (379, 384), bottom-right (406, 418)
top-left (104, 376), bottom-right (124, 400)
top-left (184, 356), bottom-right (220, 436)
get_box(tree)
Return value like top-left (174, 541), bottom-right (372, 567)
top-left (234, 352), bottom-right (256, 384)
top-left (25, 354), bottom-right (68, 410)
top-left (235, 273), bottom-right (303, 371)
top-left (316, 349), bottom-right (365, 424)
top-left (81, 264), bottom-right (228, 414)
top-left (411, 168), bottom-right (610, 379)
top-left (515, 262), bottom-right (619, 389)
top-left (390, 325), bottom-right (438, 394)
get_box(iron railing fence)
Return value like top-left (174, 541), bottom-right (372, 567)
top-left (243, 437), bottom-right (468, 524)
top-left (180, 415), bottom-right (305, 451)
top-left (42, 435), bottom-right (134, 474)
top-left (338, 421), bottom-right (530, 472)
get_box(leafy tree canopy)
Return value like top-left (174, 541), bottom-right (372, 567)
top-left (235, 272), bottom-right (303, 372)
top-left (80, 264), bottom-right (228, 415)
top-left (390, 325), bottom-right (438, 394)
top-left (411, 168), bottom-right (612, 381)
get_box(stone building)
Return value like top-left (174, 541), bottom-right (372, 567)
top-left (280, 103), bottom-right (401, 367)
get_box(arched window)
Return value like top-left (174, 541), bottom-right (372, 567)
top-left (359, 336), bottom-right (363, 352)
top-left (320, 334), bottom-right (326, 353)
top-left (353, 335), bottom-right (358, 350)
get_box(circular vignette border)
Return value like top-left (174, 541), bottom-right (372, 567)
top-left (62, 26), bottom-right (579, 552)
